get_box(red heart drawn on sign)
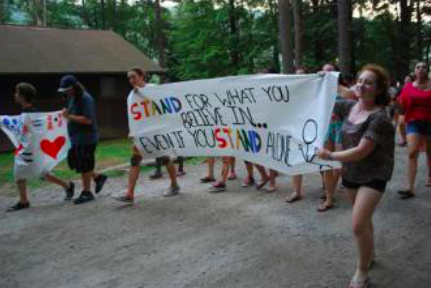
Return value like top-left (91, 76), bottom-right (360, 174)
top-left (14, 144), bottom-right (24, 156)
top-left (40, 136), bottom-right (66, 159)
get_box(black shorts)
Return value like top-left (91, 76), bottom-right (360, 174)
top-left (67, 144), bottom-right (97, 173)
top-left (342, 178), bottom-right (387, 193)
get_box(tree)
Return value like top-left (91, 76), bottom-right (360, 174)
top-left (0, 0), bottom-right (5, 24)
top-left (292, 0), bottom-right (303, 67)
top-left (278, 0), bottom-right (294, 73)
top-left (155, 0), bottom-right (166, 69)
top-left (338, 0), bottom-right (353, 75)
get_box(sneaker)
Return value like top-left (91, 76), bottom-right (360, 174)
top-left (163, 186), bottom-right (180, 197)
top-left (209, 181), bottom-right (227, 193)
top-left (7, 201), bottom-right (30, 212)
top-left (64, 182), bottom-right (75, 201)
top-left (200, 176), bottom-right (216, 183)
top-left (150, 172), bottom-right (163, 180)
top-left (94, 174), bottom-right (108, 194)
top-left (113, 195), bottom-right (134, 204)
top-left (73, 191), bottom-right (95, 205)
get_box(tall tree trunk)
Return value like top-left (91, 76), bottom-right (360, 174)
top-left (155, 0), bottom-right (166, 70)
top-left (278, 0), bottom-right (294, 74)
top-left (0, 0), bottom-right (4, 24)
top-left (397, 0), bottom-right (413, 79)
top-left (337, 0), bottom-right (353, 75)
top-left (269, 0), bottom-right (280, 72)
top-left (416, 0), bottom-right (423, 59)
top-left (42, 0), bottom-right (46, 26)
top-left (311, 0), bottom-right (323, 64)
top-left (32, 0), bottom-right (42, 25)
top-left (292, 0), bottom-right (303, 68)
top-left (101, 0), bottom-right (106, 29)
top-left (228, 0), bottom-right (241, 71)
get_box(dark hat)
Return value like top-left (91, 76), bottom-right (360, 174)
top-left (58, 75), bottom-right (78, 92)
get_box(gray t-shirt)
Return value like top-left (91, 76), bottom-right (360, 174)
top-left (335, 100), bottom-right (395, 183)
top-left (67, 92), bottom-right (98, 145)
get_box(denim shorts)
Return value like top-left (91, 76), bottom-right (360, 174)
top-left (406, 121), bottom-right (431, 136)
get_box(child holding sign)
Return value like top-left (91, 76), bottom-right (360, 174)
top-left (7, 83), bottom-right (75, 212)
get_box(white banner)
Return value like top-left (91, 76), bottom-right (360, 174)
top-left (0, 111), bottom-right (70, 180)
top-left (128, 73), bottom-right (340, 175)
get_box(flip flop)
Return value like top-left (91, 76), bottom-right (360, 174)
top-left (317, 202), bottom-right (333, 212)
top-left (285, 193), bottom-right (302, 204)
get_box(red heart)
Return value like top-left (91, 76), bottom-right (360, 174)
top-left (14, 144), bottom-right (24, 156)
top-left (40, 136), bottom-right (66, 159)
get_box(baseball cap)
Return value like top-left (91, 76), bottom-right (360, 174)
top-left (58, 75), bottom-right (78, 92)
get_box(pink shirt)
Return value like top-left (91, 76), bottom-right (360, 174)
top-left (399, 82), bottom-right (431, 124)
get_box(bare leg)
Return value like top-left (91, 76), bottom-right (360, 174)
top-left (398, 115), bottom-right (407, 145)
top-left (268, 169), bottom-right (277, 190)
top-left (81, 171), bottom-right (93, 192)
top-left (407, 134), bottom-right (422, 193)
top-left (16, 179), bottom-right (29, 204)
top-left (286, 175), bottom-right (303, 203)
top-left (254, 164), bottom-right (269, 182)
top-left (228, 157), bottom-right (237, 179)
top-left (293, 175), bottom-right (303, 196)
top-left (126, 166), bottom-right (141, 199)
top-left (220, 157), bottom-right (232, 183)
top-left (351, 187), bottom-right (382, 282)
top-left (45, 173), bottom-right (69, 189)
top-left (207, 157), bottom-right (215, 179)
top-left (166, 158), bottom-right (179, 188)
top-left (244, 161), bottom-right (254, 182)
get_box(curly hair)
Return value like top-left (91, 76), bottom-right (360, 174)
top-left (359, 64), bottom-right (390, 107)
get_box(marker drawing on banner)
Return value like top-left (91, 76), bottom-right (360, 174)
top-left (0, 111), bottom-right (70, 180)
top-left (128, 73), bottom-right (340, 175)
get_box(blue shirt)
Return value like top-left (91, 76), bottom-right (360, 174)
top-left (67, 92), bottom-right (98, 145)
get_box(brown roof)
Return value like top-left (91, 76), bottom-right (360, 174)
top-left (0, 25), bottom-right (164, 74)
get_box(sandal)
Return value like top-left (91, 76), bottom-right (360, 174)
top-left (256, 178), bottom-right (270, 189)
top-left (317, 202), bottom-right (333, 212)
top-left (285, 193), bottom-right (302, 204)
top-left (398, 190), bottom-right (415, 200)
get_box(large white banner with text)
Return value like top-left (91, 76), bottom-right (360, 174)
top-left (0, 111), bottom-right (70, 180)
top-left (128, 73), bottom-right (340, 175)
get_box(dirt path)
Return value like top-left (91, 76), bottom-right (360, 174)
top-left (1, 146), bottom-right (430, 288)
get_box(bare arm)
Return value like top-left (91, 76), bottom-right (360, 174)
top-left (318, 137), bottom-right (375, 163)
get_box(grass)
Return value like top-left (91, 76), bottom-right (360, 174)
top-left (0, 138), bottom-right (205, 192)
